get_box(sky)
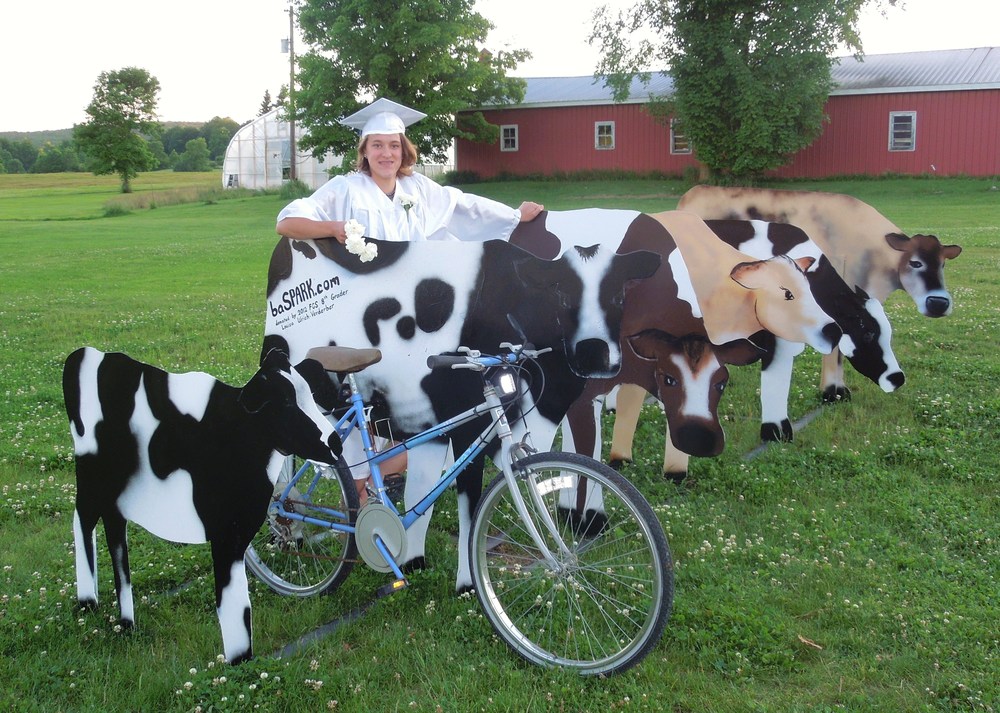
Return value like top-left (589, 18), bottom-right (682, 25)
top-left (1, 0), bottom-right (996, 133)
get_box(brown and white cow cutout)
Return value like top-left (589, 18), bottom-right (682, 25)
top-left (677, 185), bottom-right (961, 401)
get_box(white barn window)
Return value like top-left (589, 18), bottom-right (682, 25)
top-left (595, 121), bottom-right (615, 150)
top-left (889, 111), bottom-right (916, 152)
top-left (670, 119), bottom-right (692, 155)
top-left (500, 125), bottom-right (519, 152)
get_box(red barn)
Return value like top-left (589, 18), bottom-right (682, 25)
top-left (456, 47), bottom-right (1000, 179)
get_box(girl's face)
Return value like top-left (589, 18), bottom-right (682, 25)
top-left (365, 133), bottom-right (403, 183)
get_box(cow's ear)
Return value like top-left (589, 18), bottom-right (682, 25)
top-left (615, 249), bottom-right (662, 282)
top-left (854, 285), bottom-right (871, 301)
top-left (942, 244), bottom-right (963, 260)
top-left (792, 255), bottom-right (815, 273)
top-left (261, 347), bottom-right (292, 373)
top-left (715, 337), bottom-right (764, 366)
top-left (885, 233), bottom-right (910, 251)
top-left (239, 370), bottom-right (273, 414)
top-left (627, 329), bottom-right (675, 361)
top-left (729, 260), bottom-right (766, 289)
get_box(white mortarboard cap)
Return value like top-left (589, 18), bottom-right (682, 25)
top-left (339, 98), bottom-right (427, 138)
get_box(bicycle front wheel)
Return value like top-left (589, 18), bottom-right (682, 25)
top-left (470, 451), bottom-right (673, 676)
top-left (245, 457), bottom-right (359, 597)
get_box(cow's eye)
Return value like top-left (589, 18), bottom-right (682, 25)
top-left (714, 379), bottom-right (728, 393)
top-left (661, 374), bottom-right (678, 388)
top-left (908, 259), bottom-right (923, 269)
top-left (782, 288), bottom-right (794, 301)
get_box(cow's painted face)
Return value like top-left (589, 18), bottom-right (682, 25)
top-left (241, 350), bottom-right (342, 466)
top-left (887, 233), bottom-right (963, 317)
top-left (731, 255), bottom-right (841, 354)
top-left (516, 245), bottom-right (661, 378)
top-left (628, 331), bottom-right (759, 457)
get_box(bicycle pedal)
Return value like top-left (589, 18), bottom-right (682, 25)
top-left (375, 578), bottom-right (409, 598)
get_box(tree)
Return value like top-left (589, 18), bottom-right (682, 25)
top-left (259, 90), bottom-right (274, 116)
top-left (201, 116), bottom-right (240, 161)
top-left (591, 0), bottom-right (892, 181)
top-left (162, 125), bottom-right (201, 156)
top-left (293, 0), bottom-right (530, 162)
top-left (173, 137), bottom-right (212, 172)
top-left (74, 67), bottom-right (161, 192)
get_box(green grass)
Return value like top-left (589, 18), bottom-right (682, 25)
top-left (1, 172), bottom-right (997, 712)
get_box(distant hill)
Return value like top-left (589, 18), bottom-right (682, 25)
top-left (0, 121), bottom-right (210, 147)
top-left (0, 128), bottom-right (74, 147)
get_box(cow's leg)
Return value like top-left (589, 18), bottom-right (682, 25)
top-left (760, 339), bottom-right (803, 442)
top-left (73, 506), bottom-right (100, 610)
top-left (211, 538), bottom-right (253, 664)
top-left (663, 430), bottom-right (691, 484)
top-left (454, 450), bottom-right (486, 594)
top-left (102, 509), bottom-right (135, 628)
top-left (557, 396), bottom-right (608, 536)
top-left (820, 349), bottom-right (850, 403)
top-left (399, 440), bottom-right (452, 574)
top-left (608, 383), bottom-right (647, 469)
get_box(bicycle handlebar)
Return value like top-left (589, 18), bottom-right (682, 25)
top-left (426, 345), bottom-right (552, 371)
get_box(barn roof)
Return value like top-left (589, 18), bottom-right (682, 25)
top-left (831, 46), bottom-right (1000, 94)
top-left (475, 47), bottom-right (1000, 109)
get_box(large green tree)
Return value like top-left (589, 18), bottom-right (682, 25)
top-left (74, 67), bottom-right (161, 192)
top-left (293, 0), bottom-right (530, 162)
top-left (591, 0), bottom-right (892, 181)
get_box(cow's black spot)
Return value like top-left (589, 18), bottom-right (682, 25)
top-left (363, 298), bottom-right (403, 346)
top-left (397, 316), bottom-right (416, 340)
top-left (414, 279), bottom-right (455, 334)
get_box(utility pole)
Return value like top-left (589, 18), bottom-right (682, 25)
top-left (287, 4), bottom-right (297, 181)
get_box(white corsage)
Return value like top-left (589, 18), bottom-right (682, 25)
top-left (398, 194), bottom-right (418, 215)
top-left (343, 218), bottom-right (378, 262)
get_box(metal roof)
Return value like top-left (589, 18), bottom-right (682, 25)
top-left (830, 46), bottom-right (1000, 94)
top-left (485, 47), bottom-right (1000, 109)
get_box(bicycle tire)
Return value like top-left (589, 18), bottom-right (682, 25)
top-left (470, 451), bottom-right (673, 676)
top-left (245, 456), bottom-right (359, 597)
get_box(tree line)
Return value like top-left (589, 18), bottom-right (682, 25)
top-left (0, 117), bottom-right (243, 176)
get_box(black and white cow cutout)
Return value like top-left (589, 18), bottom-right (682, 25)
top-left (64, 346), bottom-right (342, 664)
top-left (262, 231), bottom-right (661, 592)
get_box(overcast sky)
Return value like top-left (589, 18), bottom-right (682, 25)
top-left (1, 0), bottom-right (995, 133)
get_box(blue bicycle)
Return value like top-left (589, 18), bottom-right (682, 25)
top-left (245, 341), bottom-right (673, 675)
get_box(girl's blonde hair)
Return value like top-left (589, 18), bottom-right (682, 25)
top-left (355, 133), bottom-right (418, 176)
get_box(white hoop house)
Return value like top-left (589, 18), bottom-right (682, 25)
top-left (221, 109), bottom-right (341, 190)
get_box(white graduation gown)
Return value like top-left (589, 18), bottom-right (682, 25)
top-left (276, 171), bottom-right (520, 243)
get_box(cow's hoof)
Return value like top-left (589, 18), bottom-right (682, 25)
top-left (822, 385), bottom-right (851, 403)
top-left (78, 598), bottom-right (98, 612)
top-left (455, 582), bottom-right (475, 597)
top-left (118, 618), bottom-right (135, 631)
top-left (608, 458), bottom-right (631, 472)
top-left (401, 556), bottom-right (427, 574)
top-left (664, 471), bottom-right (687, 485)
top-left (228, 650), bottom-right (254, 666)
top-left (556, 506), bottom-right (608, 538)
top-left (761, 420), bottom-right (794, 442)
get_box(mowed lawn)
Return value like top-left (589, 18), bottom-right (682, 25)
top-left (0, 171), bottom-right (997, 712)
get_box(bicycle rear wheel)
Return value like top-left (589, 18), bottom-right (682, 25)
top-left (245, 457), bottom-right (359, 597)
top-left (470, 451), bottom-right (673, 676)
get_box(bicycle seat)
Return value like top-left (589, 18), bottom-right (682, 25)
top-left (305, 346), bottom-right (382, 373)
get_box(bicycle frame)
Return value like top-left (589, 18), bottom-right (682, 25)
top-left (267, 358), bottom-right (568, 577)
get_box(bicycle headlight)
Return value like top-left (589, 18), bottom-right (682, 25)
top-left (491, 367), bottom-right (518, 397)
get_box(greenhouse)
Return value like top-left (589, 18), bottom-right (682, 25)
top-left (221, 109), bottom-right (341, 190)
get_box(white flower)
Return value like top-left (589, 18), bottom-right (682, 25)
top-left (398, 194), bottom-right (418, 213)
top-left (343, 220), bottom-right (378, 262)
top-left (344, 218), bottom-right (365, 240)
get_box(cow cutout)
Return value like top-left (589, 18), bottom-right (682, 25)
top-left (528, 210), bottom-right (841, 483)
top-left (703, 219), bottom-right (905, 441)
top-left (678, 185), bottom-right (961, 401)
top-left (262, 232), bottom-right (661, 591)
top-left (64, 347), bottom-right (342, 664)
